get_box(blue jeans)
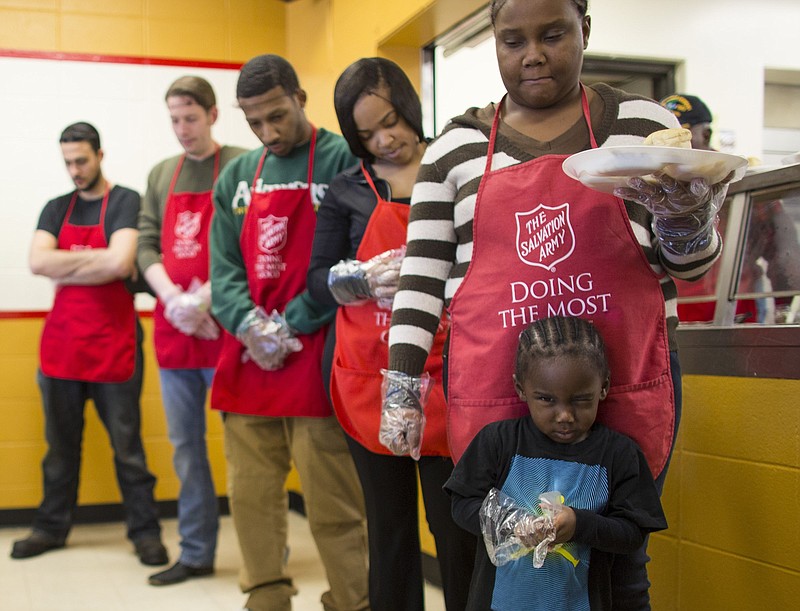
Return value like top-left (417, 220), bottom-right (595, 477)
top-left (159, 368), bottom-right (218, 567)
top-left (33, 343), bottom-right (161, 544)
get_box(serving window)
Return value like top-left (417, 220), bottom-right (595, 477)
top-left (676, 165), bottom-right (800, 326)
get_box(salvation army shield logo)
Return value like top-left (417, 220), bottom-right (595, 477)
top-left (515, 203), bottom-right (575, 271)
top-left (258, 215), bottom-right (288, 253)
top-left (174, 211), bottom-right (202, 240)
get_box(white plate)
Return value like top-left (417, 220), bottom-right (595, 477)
top-left (562, 146), bottom-right (748, 194)
top-left (782, 151), bottom-right (800, 166)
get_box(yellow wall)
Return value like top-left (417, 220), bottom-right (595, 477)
top-left (0, 319), bottom-right (54, 507)
top-left (0, 317), bottom-right (229, 508)
top-left (0, 0), bottom-right (286, 61)
top-left (648, 375), bottom-right (800, 610)
top-left (283, 0), bottom-right (487, 133)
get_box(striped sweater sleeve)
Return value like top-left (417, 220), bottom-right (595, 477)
top-left (389, 122), bottom-right (509, 374)
top-left (606, 93), bottom-right (723, 340)
top-left (608, 94), bottom-right (722, 282)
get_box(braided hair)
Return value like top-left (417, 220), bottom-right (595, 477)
top-left (515, 316), bottom-right (609, 383)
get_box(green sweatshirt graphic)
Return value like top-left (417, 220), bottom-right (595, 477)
top-left (210, 128), bottom-right (357, 335)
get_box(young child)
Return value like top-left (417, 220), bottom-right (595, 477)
top-left (445, 316), bottom-right (667, 610)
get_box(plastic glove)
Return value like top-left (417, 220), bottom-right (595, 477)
top-left (236, 307), bottom-right (303, 371)
top-left (187, 277), bottom-right (213, 312)
top-left (163, 278), bottom-right (213, 336)
top-left (193, 312), bottom-right (221, 341)
top-left (328, 246), bottom-right (405, 307)
top-left (164, 292), bottom-right (207, 336)
top-left (378, 369), bottom-right (432, 460)
top-left (480, 488), bottom-right (539, 567)
top-left (518, 491), bottom-right (564, 568)
top-left (480, 488), bottom-right (563, 569)
top-left (185, 278), bottom-right (218, 339)
top-left (614, 172), bottom-right (732, 256)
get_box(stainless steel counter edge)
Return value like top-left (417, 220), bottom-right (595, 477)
top-left (677, 325), bottom-right (800, 379)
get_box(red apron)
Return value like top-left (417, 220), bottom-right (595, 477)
top-left (447, 89), bottom-right (674, 477)
top-left (40, 188), bottom-right (137, 383)
top-left (330, 163), bottom-right (450, 456)
top-left (154, 150), bottom-right (224, 368)
top-left (211, 130), bottom-right (330, 417)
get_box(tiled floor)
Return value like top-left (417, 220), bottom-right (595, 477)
top-left (0, 512), bottom-right (446, 610)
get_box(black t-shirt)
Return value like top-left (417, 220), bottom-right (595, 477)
top-left (37, 185), bottom-right (140, 243)
top-left (446, 419), bottom-right (667, 611)
top-left (36, 185), bottom-right (150, 294)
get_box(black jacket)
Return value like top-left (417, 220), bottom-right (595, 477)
top-left (307, 160), bottom-right (409, 391)
top-left (307, 161), bottom-right (405, 308)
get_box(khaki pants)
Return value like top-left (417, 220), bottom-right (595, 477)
top-left (224, 413), bottom-right (369, 611)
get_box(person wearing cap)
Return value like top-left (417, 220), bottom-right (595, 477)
top-left (660, 93), bottom-right (714, 150)
top-left (661, 93), bottom-right (800, 323)
top-left (13, 122), bottom-right (167, 567)
top-left (137, 76), bottom-right (247, 586)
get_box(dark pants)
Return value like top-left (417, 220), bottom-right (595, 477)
top-left (345, 435), bottom-right (476, 611)
top-left (32, 340), bottom-right (161, 544)
top-left (609, 350), bottom-right (683, 610)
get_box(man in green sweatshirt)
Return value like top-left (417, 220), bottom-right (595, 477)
top-left (208, 54), bottom-right (368, 611)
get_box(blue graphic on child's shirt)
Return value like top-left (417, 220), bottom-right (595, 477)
top-left (491, 456), bottom-right (608, 611)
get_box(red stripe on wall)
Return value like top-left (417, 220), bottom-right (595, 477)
top-left (0, 311), bottom-right (47, 319)
top-left (0, 48), bottom-right (242, 70)
top-left (0, 311), bottom-right (154, 319)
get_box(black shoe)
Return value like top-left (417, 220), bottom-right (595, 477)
top-left (148, 561), bottom-right (214, 586)
top-left (134, 538), bottom-right (169, 566)
top-left (10, 531), bottom-right (65, 559)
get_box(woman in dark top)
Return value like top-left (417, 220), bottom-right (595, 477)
top-left (307, 57), bottom-right (475, 611)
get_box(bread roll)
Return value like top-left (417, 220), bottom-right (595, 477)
top-left (644, 128), bottom-right (692, 148)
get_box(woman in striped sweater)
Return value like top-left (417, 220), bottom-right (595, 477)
top-left (384, 0), bottom-right (730, 608)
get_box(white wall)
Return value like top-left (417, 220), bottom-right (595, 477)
top-left (590, 0), bottom-right (800, 158)
top-left (0, 56), bottom-right (260, 312)
top-left (435, 0), bottom-right (800, 159)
